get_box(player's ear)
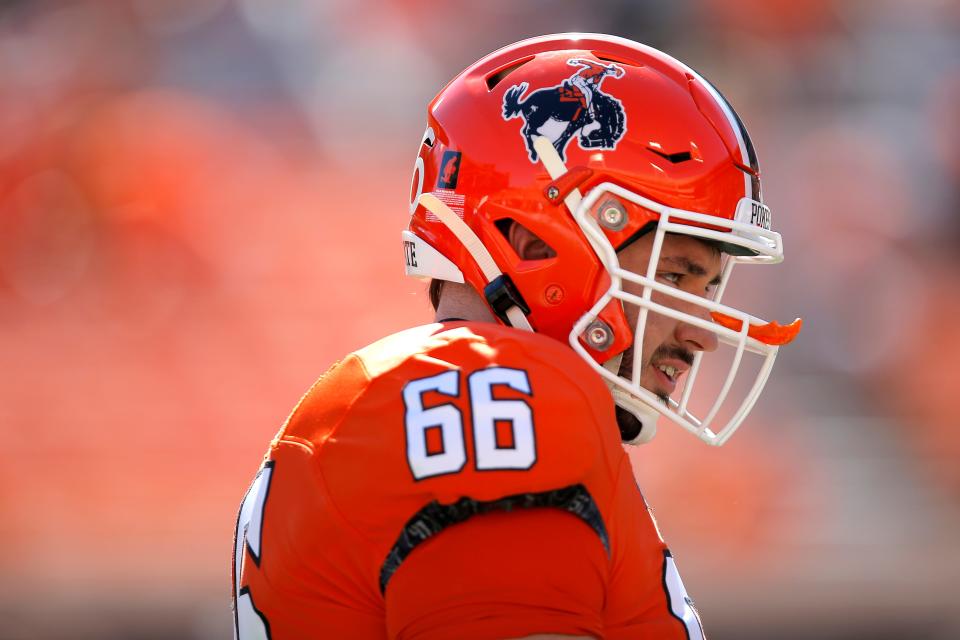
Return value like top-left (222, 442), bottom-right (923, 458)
top-left (507, 221), bottom-right (556, 260)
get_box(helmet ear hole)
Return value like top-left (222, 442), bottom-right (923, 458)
top-left (496, 219), bottom-right (557, 261)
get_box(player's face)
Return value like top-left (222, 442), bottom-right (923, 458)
top-left (616, 233), bottom-right (722, 403)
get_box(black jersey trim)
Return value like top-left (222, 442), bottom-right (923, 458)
top-left (379, 483), bottom-right (608, 593)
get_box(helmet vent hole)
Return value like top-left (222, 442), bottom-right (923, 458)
top-left (646, 147), bottom-right (693, 164)
top-left (593, 52), bottom-right (642, 67)
top-left (486, 56), bottom-right (535, 90)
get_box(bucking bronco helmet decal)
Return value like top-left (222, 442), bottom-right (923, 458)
top-left (502, 58), bottom-right (627, 162)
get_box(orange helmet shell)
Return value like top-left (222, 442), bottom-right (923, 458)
top-left (408, 33), bottom-right (761, 362)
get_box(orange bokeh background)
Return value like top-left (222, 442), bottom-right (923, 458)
top-left (1, 2), bottom-right (958, 639)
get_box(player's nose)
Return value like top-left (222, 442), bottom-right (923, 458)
top-left (674, 304), bottom-right (719, 353)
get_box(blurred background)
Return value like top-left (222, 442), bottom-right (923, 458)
top-left (1, 0), bottom-right (958, 638)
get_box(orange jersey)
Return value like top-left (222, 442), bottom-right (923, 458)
top-left (232, 322), bottom-right (705, 639)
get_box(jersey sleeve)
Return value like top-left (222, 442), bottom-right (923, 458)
top-left (385, 505), bottom-right (606, 640)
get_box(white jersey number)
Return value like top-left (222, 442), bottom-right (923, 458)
top-left (232, 463), bottom-right (274, 640)
top-left (404, 367), bottom-right (536, 480)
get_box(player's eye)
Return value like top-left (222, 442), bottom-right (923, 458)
top-left (658, 272), bottom-right (682, 286)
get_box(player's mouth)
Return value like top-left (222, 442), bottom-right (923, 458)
top-left (651, 360), bottom-right (689, 396)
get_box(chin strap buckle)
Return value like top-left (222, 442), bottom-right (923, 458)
top-left (484, 274), bottom-right (530, 326)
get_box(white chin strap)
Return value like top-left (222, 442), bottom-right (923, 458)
top-left (418, 192), bottom-right (533, 331)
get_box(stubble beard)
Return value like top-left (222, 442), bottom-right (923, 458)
top-left (616, 344), bottom-right (671, 406)
top-left (612, 339), bottom-right (695, 441)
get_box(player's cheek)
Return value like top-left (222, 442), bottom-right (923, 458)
top-left (638, 312), bottom-right (670, 363)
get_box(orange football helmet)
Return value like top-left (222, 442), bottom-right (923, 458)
top-left (403, 33), bottom-right (800, 446)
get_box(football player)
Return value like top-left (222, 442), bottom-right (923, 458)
top-left (232, 33), bottom-right (801, 640)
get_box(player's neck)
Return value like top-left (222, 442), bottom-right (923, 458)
top-left (434, 282), bottom-right (497, 324)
